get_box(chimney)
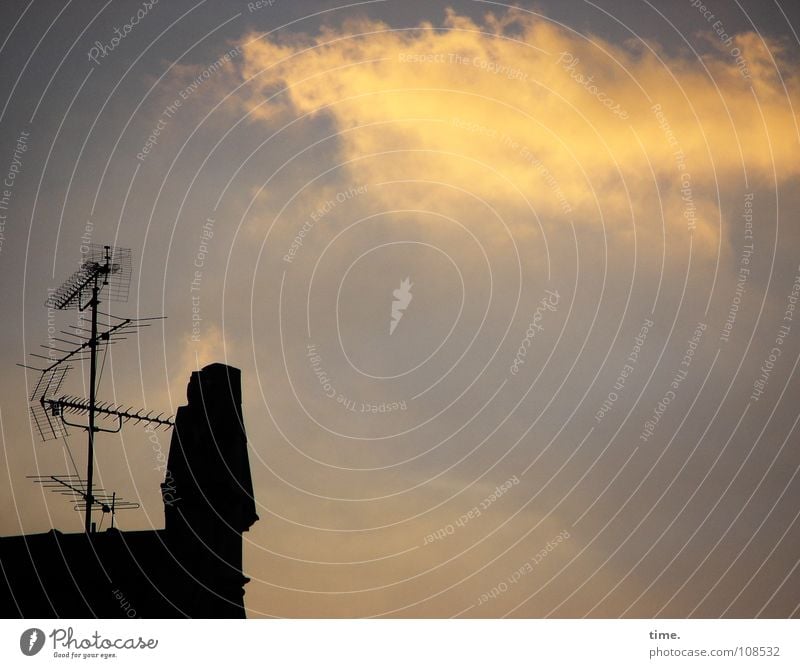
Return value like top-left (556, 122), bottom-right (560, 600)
top-left (161, 363), bottom-right (258, 616)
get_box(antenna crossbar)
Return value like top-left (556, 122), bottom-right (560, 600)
top-left (44, 396), bottom-right (174, 430)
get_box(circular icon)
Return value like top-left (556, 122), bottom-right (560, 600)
top-left (20, 628), bottom-right (45, 656)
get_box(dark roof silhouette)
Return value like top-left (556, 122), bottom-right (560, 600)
top-left (0, 363), bottom-right (258, 618)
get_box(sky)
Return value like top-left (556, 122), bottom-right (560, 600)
top-left (1, 0), bottom-right (799, 618)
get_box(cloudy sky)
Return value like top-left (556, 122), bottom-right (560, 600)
top-left (1, 0), bottom-right (799, 618)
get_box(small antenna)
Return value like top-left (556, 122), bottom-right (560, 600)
top-left (45, 244), bottom-right (132, 311)
top-left (28, 475), bottom-right (140, 529)
top-left (29, 402), bottom-right (69, 442)
top-left (28, 365), bottom-right (72, 441)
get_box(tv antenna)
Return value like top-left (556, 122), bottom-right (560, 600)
top-left (21, 244), bottom-right (173, 534)
top-left (28, 475), bottom-right (141, 529)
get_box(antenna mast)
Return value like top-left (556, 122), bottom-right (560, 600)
top-left (85, 251), bottom-right (100, 534)
top-left (22, 244), bottom-right (173, 534)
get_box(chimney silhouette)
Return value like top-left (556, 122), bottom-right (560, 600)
top-left (161, 363), bottom-right (258, 616)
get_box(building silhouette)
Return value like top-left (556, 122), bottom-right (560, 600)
top-left (0, 363), bottom-right (258, 618)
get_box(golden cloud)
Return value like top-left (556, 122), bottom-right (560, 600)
top-left (226, 8), bottom-right (798, 254)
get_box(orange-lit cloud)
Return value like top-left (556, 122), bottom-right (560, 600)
top-left (225, 8), bottom-right (798, 254)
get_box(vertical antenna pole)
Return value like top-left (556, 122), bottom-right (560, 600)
top-left (85, 275), bottom-right (99, 534)
top-left (84, 247), bottom-right (111, 534)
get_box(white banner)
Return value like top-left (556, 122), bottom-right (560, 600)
top-left (1, 619), bottom-right (797, 667)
